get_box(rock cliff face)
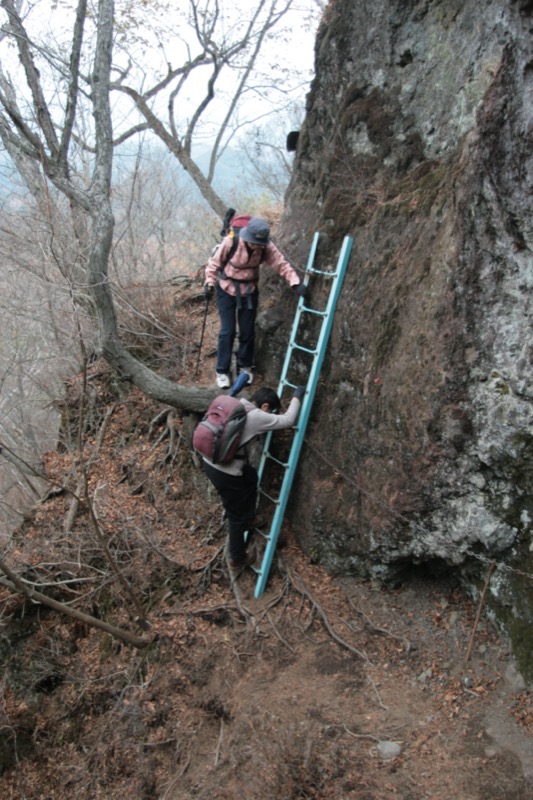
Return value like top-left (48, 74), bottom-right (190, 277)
top-left (258, 0), bottom-right (533, 679)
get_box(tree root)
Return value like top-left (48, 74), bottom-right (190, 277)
top-left (281, 562), bottom-right (370, 662)
top-left (346, 595), bottom-right (412, 653)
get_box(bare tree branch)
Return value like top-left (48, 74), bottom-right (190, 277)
top-left (1, 0), bottom-right (60, 158)
top-left (207, 0), bottom-right (295, 183)
top-left (111, 0), bottom-right (302, 211)
top-left (0, 560), bottom-right (151, 648)
top-left (112, 81), bottom-right (227, 216)
top-left (57, 0), bottom-right (87, 169)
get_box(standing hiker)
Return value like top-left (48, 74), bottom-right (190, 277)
top-left (204, 216), bottom-right (307, 389)
top-left (201, 385), bottom-right (305, 571)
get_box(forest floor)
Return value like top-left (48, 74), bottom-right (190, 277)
top-left (0, 285), bottom-right (532, 800)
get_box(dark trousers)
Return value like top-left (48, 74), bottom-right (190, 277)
top-left (216, 284), bottom-right (259, 374)
top-left (203, 460), bottom-right (257, 562)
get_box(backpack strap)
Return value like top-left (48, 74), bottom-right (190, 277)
top-left (219, 236), bottom-right (260, 308)
top-left (222, 236), bottom-right (239, 268)
top-left (216, 214), bottom-right (262, 304)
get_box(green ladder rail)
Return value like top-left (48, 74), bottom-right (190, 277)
top-left (251, 233), bottom-right (354, 598)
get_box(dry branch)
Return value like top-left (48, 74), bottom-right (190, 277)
top-left (465, 560), bottom-right (496, 663)
top-left (0, 559), bottom-right (151, 648)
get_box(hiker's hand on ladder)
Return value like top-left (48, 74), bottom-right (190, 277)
top-left (292, 282), bottom-right (308, 298)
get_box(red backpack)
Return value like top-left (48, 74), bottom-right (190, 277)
top-left (223, 213), bottom-right (253, 265)
top-left (208, 212), bottom-right (253, 267)
top-left (192, 396), bottom-right (250, 464)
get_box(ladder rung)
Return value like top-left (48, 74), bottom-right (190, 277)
top-left (257, 488), bottom-right (280, 505)
top-left (308, 267), bottom-right (339, 277)
top-left (291, 343), bottom-right (317, 355)
top-left (302, 308), bottom-right (327, 317)
top-left (264, 453), bottom-right (288, 468)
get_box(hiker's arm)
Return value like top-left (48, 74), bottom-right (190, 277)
top-left (245, 398), bottom-right (301, 437)
top-left (264, 243), bottom-right (301, 288)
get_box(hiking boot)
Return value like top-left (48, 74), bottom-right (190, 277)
top-left (238, 368), bottom-right (253, 385)
top-left (216, 373), bottom-right (231, 389)
top-left (228, 547), bottom-right (257, 572)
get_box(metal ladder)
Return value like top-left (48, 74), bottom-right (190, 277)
top-left (250, 233), bottom-right (353, 598)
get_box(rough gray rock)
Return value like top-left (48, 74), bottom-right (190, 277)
top-left (260, 1), bottom-right (533, 681)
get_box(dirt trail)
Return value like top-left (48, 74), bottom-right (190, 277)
top-left (156, 553), bottom-right (532, 800)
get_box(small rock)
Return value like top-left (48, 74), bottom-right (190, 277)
top-left (377, 741), bottom-right (402, 760)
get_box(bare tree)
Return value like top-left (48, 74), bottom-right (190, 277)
top-left (0, 0), bottom-right (317, 411)
top-left (0, 171), bottom-right (85, 529)
top-left (0, 0), bottom-right (211, 411)
top-left (111, 0), bottom-right (303, 215)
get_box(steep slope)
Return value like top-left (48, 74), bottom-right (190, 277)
top-left (0, 340), bottom-right (531, 799)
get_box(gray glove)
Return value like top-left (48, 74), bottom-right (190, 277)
top-left (292, 283), bottom-right (308, 298)
top-left (293, 385), bottom-right (306, 400)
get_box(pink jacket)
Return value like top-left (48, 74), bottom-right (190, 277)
top-left (205, 236), bottom-right (301, 297)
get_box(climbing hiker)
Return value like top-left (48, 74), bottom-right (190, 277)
top-left (200, 384), bottom-right (306, 571)
top-left (204, 216), bottom-right (307, 389)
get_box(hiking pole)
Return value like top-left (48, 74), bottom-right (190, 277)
top-left (195, 292), bottom-right (210, 376)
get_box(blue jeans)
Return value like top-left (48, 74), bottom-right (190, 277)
top-left (216, 284), bottom-right (259, 374)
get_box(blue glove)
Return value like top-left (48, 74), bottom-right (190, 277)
top-left (293, 385), bottom-right (306, 400)
top-left (292, 283), bottom-right (308, 298)
top-left (229, 372), bottom-right (250, 397)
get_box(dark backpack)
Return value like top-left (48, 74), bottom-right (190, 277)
top-left (192, 395), bottom-right (250, 464)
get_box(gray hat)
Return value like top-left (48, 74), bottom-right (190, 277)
top-left (240, 217), bottom-right (270, 245)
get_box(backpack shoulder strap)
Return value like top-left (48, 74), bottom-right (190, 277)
top-left (223, 235), bottom-right (239, 267)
